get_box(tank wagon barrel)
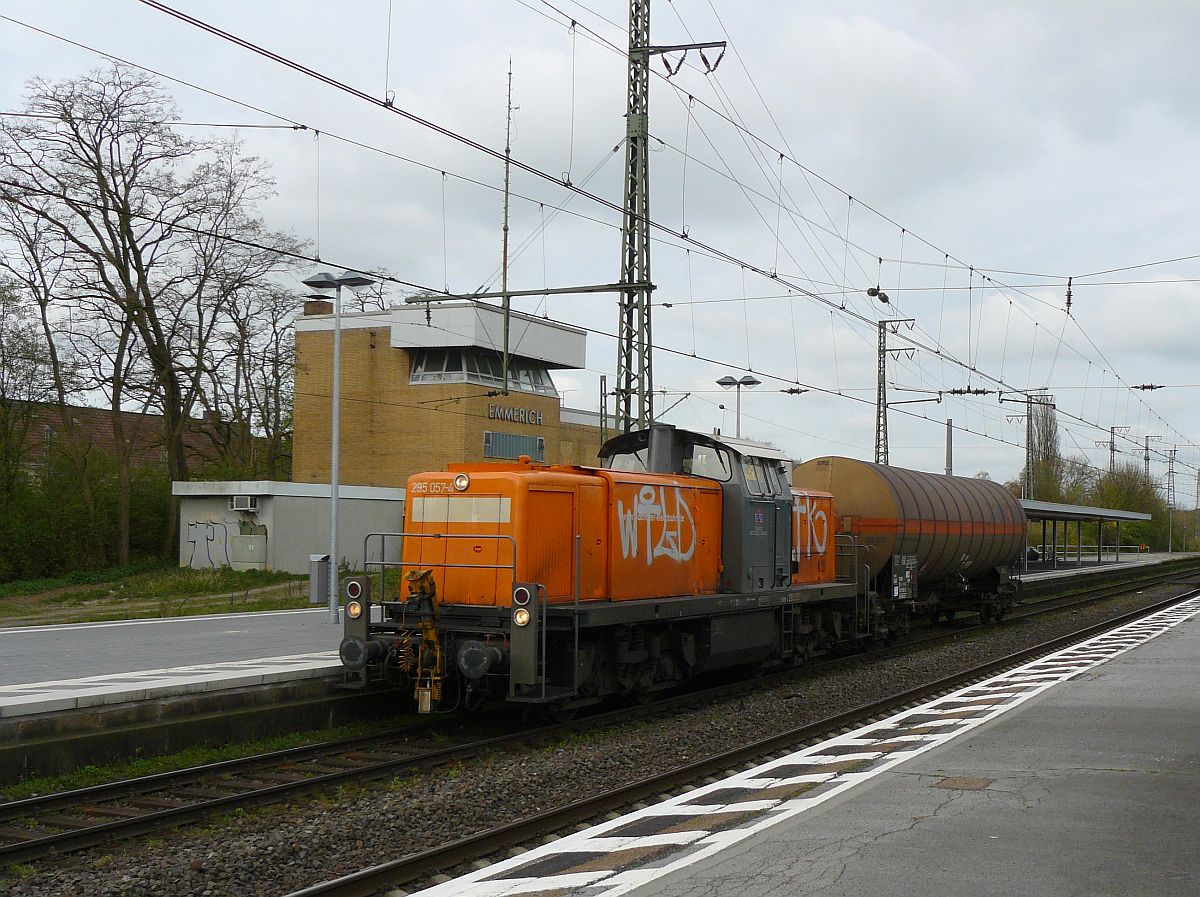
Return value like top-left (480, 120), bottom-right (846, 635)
top-left (792, 456), bottom-right (1025, 582)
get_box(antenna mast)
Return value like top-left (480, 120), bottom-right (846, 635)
top-left (501, 58), bottom-right (514, 394)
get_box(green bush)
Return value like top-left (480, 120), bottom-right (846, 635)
top-left (0, 448), bottom-right (172, 584)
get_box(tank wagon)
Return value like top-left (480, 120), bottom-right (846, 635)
top-left (792, 457), bottom-right (1024, 622)
top-left (340, 425), bottom-right (1024, 715)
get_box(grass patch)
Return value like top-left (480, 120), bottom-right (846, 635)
top-left (0, 564), bottom-right (307, 626)
top-left (0, 717), bottom-right (409, 801)
top-left (0, 559), bottom-right (170, 598)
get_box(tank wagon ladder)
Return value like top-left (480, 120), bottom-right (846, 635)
top-left (835, 533), bottom-right (878, 638)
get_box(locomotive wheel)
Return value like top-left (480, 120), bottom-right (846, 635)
top-left (548, 705), bottom-right (579, 723)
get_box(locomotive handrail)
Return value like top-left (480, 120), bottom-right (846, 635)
top-left (362, 531), bottom-right (518, 603)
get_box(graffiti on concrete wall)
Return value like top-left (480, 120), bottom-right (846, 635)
top-left (185, 521), bottom-right (235, 569)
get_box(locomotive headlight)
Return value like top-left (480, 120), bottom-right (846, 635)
top-left (453, 473), bottom-right (470, 491)
top-left (512, 607), bottom-right (531, 627)
top-left (346, 600), bottom-right (363, 620)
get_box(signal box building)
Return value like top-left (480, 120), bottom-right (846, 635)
top-left (291, 300), bottom-right (604, 487)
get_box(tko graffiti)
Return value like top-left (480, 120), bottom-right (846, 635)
top-left (617, 484), bottom-right (698, 565)
top-left (794, 493), bottom-right (829, 558)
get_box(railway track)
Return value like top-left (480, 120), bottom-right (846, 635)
top-left (284, 586), bottom-right (1200, 897)
top-left (1, 570), bottom-right (1193, 871)
top-left (0, 720), bottom-right (514, 865)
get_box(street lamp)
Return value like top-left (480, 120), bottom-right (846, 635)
top-left (716, 374), bottom-right (760, 438)
top-left (302, 269), bottom-right (377, 623)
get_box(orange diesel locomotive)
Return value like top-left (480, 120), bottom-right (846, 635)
top-left (339, 425), bottom-right (1024, 714)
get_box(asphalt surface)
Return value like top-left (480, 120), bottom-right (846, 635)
top-left (0, 608), bottom-right (339, 686)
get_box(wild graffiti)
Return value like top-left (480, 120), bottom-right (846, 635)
top-left (793, 494), bottom-right (829, 558)
top-left (616, 484), bottom-right (698, 565)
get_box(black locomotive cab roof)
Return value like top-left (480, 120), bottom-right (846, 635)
top-left (599, 424), bottom-right (792, 491)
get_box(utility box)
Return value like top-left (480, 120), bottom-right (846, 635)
top-left (309, 554), bottom-right (330, 605)
top-left (230, 534), bottom-right (267, 571)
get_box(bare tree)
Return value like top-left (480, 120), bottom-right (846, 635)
top-left (198, 282), bottom-right (296, 478)
top-left (0, 64), bottom-right (301, 556)
top-left (0, 286), bottom-right (53, 494)
top-left (71, 300), bottom-right (160, 563)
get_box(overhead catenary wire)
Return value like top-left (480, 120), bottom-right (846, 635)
top-left (521, 0), bottom-right (1199, 450)
top-left (12, 5), bottom-right (1195, 470)
top-left (20, 3), bottom-right (1190, 455)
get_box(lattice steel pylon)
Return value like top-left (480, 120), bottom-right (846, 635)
top-left (875, 321), bottom-right (889, 464)
top-left (615, 0), bottom-right (724, 432)
top-left (615, 0), bottom-right (653, 432)
top-left (1143, 434), bottom-right (1161, 486)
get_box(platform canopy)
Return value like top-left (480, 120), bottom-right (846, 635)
top-left (1021, 499), bottom-right (1151, 523)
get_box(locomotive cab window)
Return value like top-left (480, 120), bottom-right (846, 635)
top-left (606, 447), bottom-right (648, 472)
top-left (683, 444), bottom-right (733, 481)
top-left (741, 456), bottom-right (768, 495)
top-left (761, 460), bottom-right (782, 494)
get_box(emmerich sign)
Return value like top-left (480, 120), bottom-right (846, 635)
top-left (487, 404), bottom-right (545, 425)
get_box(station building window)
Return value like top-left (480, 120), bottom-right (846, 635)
top-left (484, 431), bottom-right (546, 461)
top-left (409, 348), bottom-right (558, 396)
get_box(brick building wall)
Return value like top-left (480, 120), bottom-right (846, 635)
top-left (293, 322), bottom-right (605, 489)
top-left (12, 402), bottom-right (240, 473)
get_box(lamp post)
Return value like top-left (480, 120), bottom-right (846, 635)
top-left (716, 375), bottom-right (760, 438)
top-left (302, 269), bottom-right (377, 623)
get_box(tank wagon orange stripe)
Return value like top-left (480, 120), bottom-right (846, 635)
top-left (855, 516), bottom-right (1025, 536)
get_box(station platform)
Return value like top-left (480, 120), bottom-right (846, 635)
top-left (1018, 549), bottom-right (1198, 582)
top-left (0, 608), bottom-right (340, 719)
top-left (416, 593), bottom-right (1200, 896)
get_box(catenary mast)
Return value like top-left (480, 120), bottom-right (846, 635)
top-left (615, 0), bottom-right (723, 432)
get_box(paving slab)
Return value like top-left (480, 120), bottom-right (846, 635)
top-left (409, 596), bottom-right (1200, 897)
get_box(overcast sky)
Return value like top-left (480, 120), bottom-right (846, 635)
top-left (2, 1), bottom-right (1198, 494)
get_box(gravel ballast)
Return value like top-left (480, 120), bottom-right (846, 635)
top-left (4, 584), bottom-right (1194, 897)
